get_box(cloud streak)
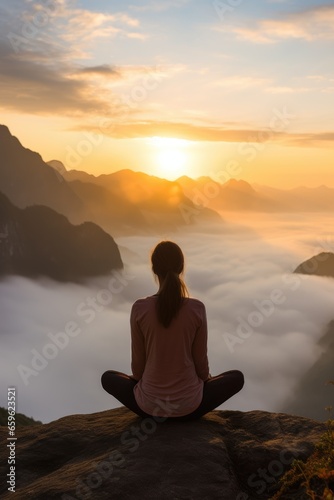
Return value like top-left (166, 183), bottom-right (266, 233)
top-left (81, 119), bottom-right (334, 149)
top-left (218, 4), bottom-right (334, 43)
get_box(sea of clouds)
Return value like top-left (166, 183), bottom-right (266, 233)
top-left (1, 212), bottom-right (334, 423)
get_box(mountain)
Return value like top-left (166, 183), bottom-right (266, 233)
top-left (47, 159), bottom-right (67, 179)
top-left (294, 252), bottom-right (334, 278)
top-left (0, 407), bottom-right (326, 499)
top-left (255, 184), bottom-right (334, 212)
top-left (282, 320), bottom-right (334, 421)
top-left (66, 179), bottom-right (149, 235)
top-left (60, 167), bottom-right (223, 231)
top-left (0, 192), bottom-right (123, 282)
top-left (0, 125), bottom-right (222, 236)
top-left (46, 162), bottom-right (154, 235)
top-left (177, 175), bottom-right (282, 212)
top-left (0, 125), bottom-right (85, 224)
top-left (178, 175), bottom-right (334, 213)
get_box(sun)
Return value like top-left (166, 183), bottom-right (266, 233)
top-left (149, 137), bottom-right (191, 180)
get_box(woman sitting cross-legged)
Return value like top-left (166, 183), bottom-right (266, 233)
top-left (101, 240), bottom-right (244, 421)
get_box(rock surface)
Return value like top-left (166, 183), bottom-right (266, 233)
top-left (0, 407), bottom-right (326, 499)
top-left (294, 252), bottom-right (334, 278)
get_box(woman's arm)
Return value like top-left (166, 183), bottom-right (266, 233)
top-left (130, 302), bottom-right (146, 381)
top-left (192, 304), bottom-right (210, 381)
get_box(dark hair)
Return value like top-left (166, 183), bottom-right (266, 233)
top-left (151, 241), bottom-right (188, 328)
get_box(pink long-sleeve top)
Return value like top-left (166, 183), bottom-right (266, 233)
top-left (130, 295), bottom-right (210, 417)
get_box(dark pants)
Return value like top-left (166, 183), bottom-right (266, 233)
top-left (101, 370), bottom-right (244, 421)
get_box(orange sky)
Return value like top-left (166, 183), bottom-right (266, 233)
top-left (1, 1), bottom-right (333, 188)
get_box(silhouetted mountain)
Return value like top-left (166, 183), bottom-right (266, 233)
top-left (62, 168), bottom-right (223, 230)
top-left (0, 125), bottom-right (85, 224)
top-left (0, 192), bottom-right (123, 282)
top-left (178, 175), bottom-right (334, 213)
top-left (47, 159), bottom-right (67, 179)
top-left (57, 165), bottom-right (94, 184)
top-left (282, 320), bottom-right (334, 421)
top-left (255, 184), bottom-right (334, 212)
top-left (294, 252), bottom-right (334, 278)
top-left (0, 125), bottom-right (221, 236)
top-left (177, 176), bottom-right (282, 212)
top-left (68, 179), bottom-right (149, 235)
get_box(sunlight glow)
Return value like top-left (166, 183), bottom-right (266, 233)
top-left (148, 136), bottom-right (193, 180)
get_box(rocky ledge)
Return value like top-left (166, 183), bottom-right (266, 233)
top-left (0, 407), bottom-right (326, 500)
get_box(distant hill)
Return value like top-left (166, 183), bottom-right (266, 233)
top-left (0, 125), bottom-right (85, 224)
top-left (254, 184), bottom-right (334, 212)
top-left (294, 252), bottom-right (334, 278)
top-left (67, 179), bottom-right (149, 235)
top-left (0, 192), bottom-right (123, 282)
top-left (177, 176), bottom-right (283, 212)
top-left (59, 167), bottom-right (223, 231)
top-left (178, 175), bottom-right (334, 213)
top-left (282, 320), bottom-right (334, 421)
top-left (0, 407), bottom-right (42, 427)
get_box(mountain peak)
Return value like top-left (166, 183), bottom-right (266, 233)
top-left (223, 178), bottom-right (255, 193)
top-left (0, 124), bottom-right (14, 140)
top-left (47, 159), bottom-right (67, 175)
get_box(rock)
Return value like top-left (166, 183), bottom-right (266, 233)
top-left (294, 252), bottom-right (334, 278)
top-left (0, 192), bottom-right (123, 281)
top-left (0, 407), bottom-right (326, 499)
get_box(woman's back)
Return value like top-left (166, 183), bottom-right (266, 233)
top-left (101, 239), bottom-right (244, 421)
top-left (131, 295), bottom-right (210, 417)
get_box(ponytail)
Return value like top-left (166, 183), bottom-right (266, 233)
top-left (156, 270), bottom-right (188, 328)
top-left (151, 241), bottom-right (188, 328)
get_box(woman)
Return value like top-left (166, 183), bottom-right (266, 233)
top-left (101, 240), bottom-right (244, 421)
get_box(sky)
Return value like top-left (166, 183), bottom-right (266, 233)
top-left (1, 213), bottom-right (334, 423)
top-left (0, 0), bottom-right (334, 187)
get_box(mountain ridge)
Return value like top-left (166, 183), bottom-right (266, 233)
top-left (0, 125), bottom-right (223, 236)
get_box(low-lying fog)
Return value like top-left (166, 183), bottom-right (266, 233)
top-left (1, 212), bottom-right (334, 423)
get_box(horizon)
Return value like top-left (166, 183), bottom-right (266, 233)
top-left (0, 1), bottom-right (333, 188)
top-left (2, 122), bottom-right (334, 191)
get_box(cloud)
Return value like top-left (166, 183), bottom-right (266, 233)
top-left (219, 4), bottom-right (334, 43)
top-left (79, 119), bottom-right (334, 149)
top-left (0, 41), bottom-right (113, 115)
top-left (0, 34), bottom-right (169, 116)
top-left (1, 215), bottom-right (334, 422)
top-left (130, 0), bottom-right (191, 12)
top-left (0, 1), bottom-right (152, 116)
top-left (282, 132), bottom-right (334, 147)
top-left (85, 120), bottom-right (284, 141)
top-left (213, 76), bottom-right (271, 89)
top-left (77, 65), bottom-right (121, 77)
top-left (265, 86), bottom-right (311, 94)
